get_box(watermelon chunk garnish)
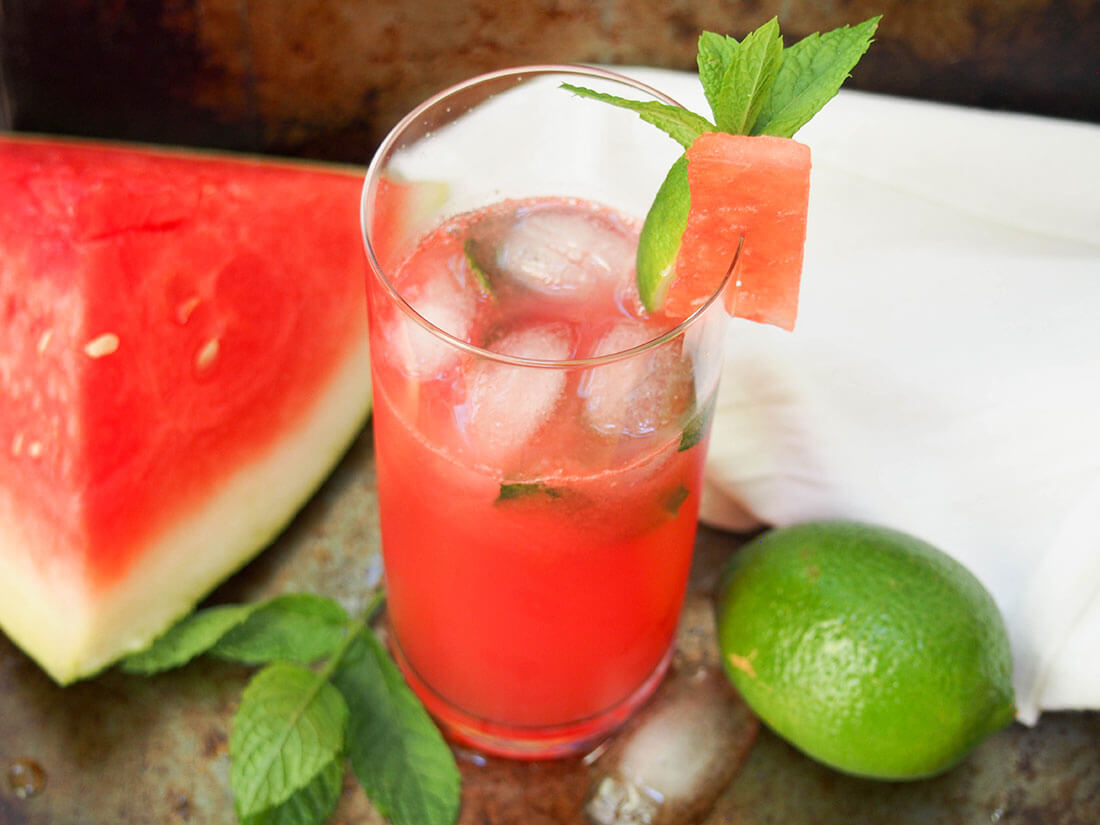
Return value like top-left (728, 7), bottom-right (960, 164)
top-left (0, 135), bottom-right (373, 683)
top-left (672, 133), bottom-right (810, 330)
top-left (565, 16), bottom-right (878, 328)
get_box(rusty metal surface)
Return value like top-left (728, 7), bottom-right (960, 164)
top-left (1, 426), bottom-right (1099, 824)
top-left (2, 0), bottom-right (1097, 163)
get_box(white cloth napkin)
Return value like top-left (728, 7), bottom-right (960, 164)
top-left (627, 69), bottom-right (1100, 725)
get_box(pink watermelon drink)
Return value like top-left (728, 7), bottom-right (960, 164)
top-left (362, 67), bottom-right (731, 758)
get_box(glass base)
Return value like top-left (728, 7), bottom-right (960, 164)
top-left (390, 636), bottom-right (674, 760)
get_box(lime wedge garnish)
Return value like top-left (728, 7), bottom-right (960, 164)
top-left (636, 155), bottom-right (691, 312)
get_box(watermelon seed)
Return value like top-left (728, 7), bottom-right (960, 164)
top-left (83, 333), bottom-right (120, 358)
top-left (176, 296), bottom-right (201, 325)
top-left (26, 441), bottom-right (43, 459)
top-left (36, 329), bottom-right (53, 355)
top-left (10, 432), bottom-right (23, 456)
top-left (195, 338), bottom-right (221, 372)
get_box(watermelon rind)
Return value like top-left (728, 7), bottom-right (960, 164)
top-left (0, 344), bottom-right (371, 684)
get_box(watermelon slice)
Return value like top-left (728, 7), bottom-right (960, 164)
top-left (669, 133), bottom-right (811, 330)
top-left (0, 135), bottom-right (372, 684)
top-left (367, 175), bottom-right (449, 273)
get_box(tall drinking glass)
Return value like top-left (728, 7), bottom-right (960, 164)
top-left (361, 66), bottom-right (731, 759)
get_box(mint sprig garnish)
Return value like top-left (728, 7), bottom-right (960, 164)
top-left (565, 16), bottom-right (880, 141)
top-left (706, 18), bottom-right (785, 134)
top-left (752, 17), bottom-right (881, 137)
top-left (556, 85), bottom-right (712, 149)
top-left (119, 591), bottom-right (460, 825)
top-left (563, 16), bottom-right (879, 312)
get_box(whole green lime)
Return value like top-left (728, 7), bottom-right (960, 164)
top-left (716, 520), bottom-right (1016, 780)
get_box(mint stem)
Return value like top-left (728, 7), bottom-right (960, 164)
top-left (317, 590), bottom-right (386, 682)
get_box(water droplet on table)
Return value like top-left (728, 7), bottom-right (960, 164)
top-left (7, 757), bottom-right (47, 799)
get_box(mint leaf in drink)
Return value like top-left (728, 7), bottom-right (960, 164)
top-left (679, 393), bottom-right (718, 452)
top-left (239, 755), bottom-right (344, 825)
top-left (663, 485), bottom-right (691, 516)
top-left (119, 602), bottom-right (259, 674)
top-left (212, 593), bottom-right (350, 665)
top-left (496, 481), bottom-right (565, 502)
top-left (711, 17), bottom-right (784, 135)
top-left (230, 662), bottom-right (350, 821)
top-left (560, 83), bottom-right (714, 149)
top-left (332, 631), bottom-right (461, 825)
top-left (463, 239), bottom-right (497, 300)
top-left (754, 16), bottom-right (881, 138)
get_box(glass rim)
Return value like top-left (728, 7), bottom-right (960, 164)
top-left (360, 63), bottom-right (732, 370)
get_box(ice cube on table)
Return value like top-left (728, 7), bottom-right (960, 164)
top-left (387, 274), bottom-right (477, 377)
top-left (581, 321), bottom-right (694, 438)
top-left (465, 324), bottom-right (573, 465)
top-left (586, 666), bottom-right (755, 825)
top-left (494, 205), bottom-right (635, 298)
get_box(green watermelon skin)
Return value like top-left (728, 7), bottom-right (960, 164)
top-left (0, 135), bottom-right (372, 683)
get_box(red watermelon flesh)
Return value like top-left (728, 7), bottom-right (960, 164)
top-left (669, 133), bottom-right (811, 330)
top-left (0, 135), bottom-right (372, 683)
top-left (367, 175), bottom-right (449, 274)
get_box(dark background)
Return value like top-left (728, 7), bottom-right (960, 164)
top-left (1, 0), bottom-right (1098, 165)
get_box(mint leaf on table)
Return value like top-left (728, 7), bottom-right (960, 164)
top-left (239, 755), bottom-right (344, 825)
top-left (212, 594), bottom-right (350, 665)
top-left (230, 662), bottom-right (350, 821)
top-left (119, 589), bottom-right (459, 825)
top-left (332, 631), bottom-right (461, 825)
top-left (119, 602), bottom-right (259, 674)
top-left (753, 16), bottom-right (881, 138)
